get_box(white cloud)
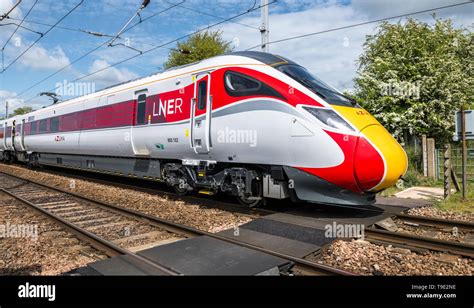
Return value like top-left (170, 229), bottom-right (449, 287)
top-left (91, 0), bottom-right (143, 14)
top-left (17, 45), bottom-right (71, 71)
top-left (351, 0), bottom-right (473, 20)
top-left (86, 59), bottom-right (139, 88)
top-left (220, 0), bottom-right (473, 91)
top-left (221, 3), bottom-right (367, 91)
top-left (0, 1), bottom-right (72, 72)
top-left (0, 90), bottom-right (43, 117)
top-left (0, 0), bottom-right (23, 20)
top-left (0, 90), bottom-right (23, 108)
top-left (0, 0), bottom-right (23, 43)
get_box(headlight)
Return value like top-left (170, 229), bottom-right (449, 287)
top-left (303, 106), bottom-right (355, 132)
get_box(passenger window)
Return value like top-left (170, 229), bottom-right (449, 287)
top-left (39, 119), bottom-right (47, 133)
top-left (50, 117), bottom-right (59, 132)
top-left (197, 81), bottom-right (207, 110)
top-left (31, 121), bottom-right (37, 134)
top-left (136, 94), bottom-right (147, 125)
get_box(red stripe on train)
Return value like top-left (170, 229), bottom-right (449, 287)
top-left (23, 66), bottom-right (323, 135)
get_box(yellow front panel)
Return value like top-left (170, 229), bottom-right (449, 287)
top-left (334, 105), bottom-right (408, 191)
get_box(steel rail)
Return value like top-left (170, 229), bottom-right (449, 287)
top-left (36, 163), bottom-right (276, 217)
top-left (0, 171), bottom-right (354, 276)
top-left (366, 228), bottom-right (474, 258)
top-left (0, 177), bottom-right (180, 276)
top-left (396, 213), bottom-right (474, 232)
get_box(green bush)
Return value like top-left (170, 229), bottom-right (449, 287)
top-left (402, 168), bottom-right (420, 187)
top-left (404, 146), bottom-right (422, 173)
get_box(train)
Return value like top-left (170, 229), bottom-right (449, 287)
top-left (0, 51), bottom-right (408, 207)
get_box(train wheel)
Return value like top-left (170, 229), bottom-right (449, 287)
top-left (237, 176), bottom-right (263, 208)
top-left (172, 184), bottom-right (189, 196)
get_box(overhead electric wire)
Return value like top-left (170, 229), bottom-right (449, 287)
top-left (13, 1), bottom-right (184, 99)
top-left (0, 0), bottom-right (22, 21)
top-left (120, 0), bottom-right (185, 33)
top-left (5, 16), bottom-right (115, 37)
top-left (1, 0), bottom-right (84, 74)
top-left (108, 0), bottom-right (152, 48)
top-left (20, 0), bottom-right (277, 106)
top-left (66, 0), bottom-right (276, 83)
top-left (1, 0), bottom-right (38, 49)
top-left (1, 0), bottom-right (39, 71)
top-left (246, 1), bottom-right (473, 50)
top-left (164, 0), bottom-right (259, 30)
top-left (0, 22), bottom-right (43, 36)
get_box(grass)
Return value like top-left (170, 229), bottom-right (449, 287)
top-left (435, 182), bottom-right (474, 214)
top-left (378, 167), bottom-right (473, 214)
top-left (377, 145), bottom-right (474, 213)
top-left (379, 186), bottom-right (401, 197)
top-left (380, 168), bottom-right (443, 197)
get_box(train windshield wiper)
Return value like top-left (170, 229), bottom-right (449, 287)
top-left (319, 87), bottom-right (358, 106)
top-left (295, 77), bottom-right (327, 99)
top-left (300, 77), bottom-right (357, 106)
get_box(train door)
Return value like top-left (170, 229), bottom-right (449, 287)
top-left (20, 119), bottom-right (26, 150)
top-left (131, 89), bottom-right (151, 156)
top-left (10, 120), bottom-right (16, 150)
top-left (190, 73), bottom-right (212, 154)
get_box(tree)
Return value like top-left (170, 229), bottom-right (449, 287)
top-left (0, 106), bottom-right (34, 120)
top-left (164, 30), bottom-right (233, 69)
top-left (354, 17), bottom-right (473, 144)
top-left (11, 106), bottom-right (34, 116)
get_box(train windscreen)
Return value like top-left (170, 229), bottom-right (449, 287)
top-left (276, 64), bottom-right (357, 107)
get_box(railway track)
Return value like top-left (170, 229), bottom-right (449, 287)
top-left (366, 219), bottom-right (474, 258)
top-left (3, 165), bottom-right (471, 274)
top-left (366, 229), bottom-right (474, 258)
top-left (0, 171), bottom-right (354, 276)
top-left (0, 173), bottom-right (181, 275)
top-left (396, 213), bottom-right (474, 232)
top-left (28, 163), bottom-right (278, 218)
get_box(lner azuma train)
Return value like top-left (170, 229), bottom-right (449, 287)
top-left (0, 51), bottom-right (408, 207)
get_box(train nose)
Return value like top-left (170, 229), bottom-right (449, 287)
top-left (354, 124), bottom-right (408, 192)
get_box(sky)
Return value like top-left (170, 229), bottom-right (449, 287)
top-left (0, 0), bottom-right (472, 116)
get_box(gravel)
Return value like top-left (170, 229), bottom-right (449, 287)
top-left (0, 192), bottom-right (107, 275)
top-left (393, 218), bottom-right (468, 242)
top-left (89, 222), bottom-right (166, 242)
top-left (310, 239), bottom-right (474, 276)
top-left (406, 207), bottom-right (474, 222)
top-left (0, 165), bottom-right (252, 233)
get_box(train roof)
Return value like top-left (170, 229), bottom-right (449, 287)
top-left (6, 51), bottom-right (295, 122)
top-left (93, 51), bottom-right (295, 94)
top-left (227, 51), bottom-right (298, 67)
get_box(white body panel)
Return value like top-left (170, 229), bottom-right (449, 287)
top-left (3, 117), bottom-right (16, 151)
top-left (2, 54), bottom-right (349, 169)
